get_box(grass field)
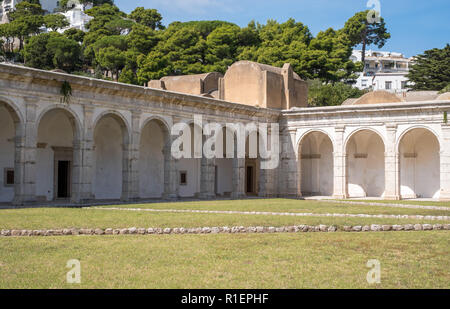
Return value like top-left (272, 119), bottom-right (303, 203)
top-left (0, 232), bottom-right (448, 289)
top-left (0, 199), bottom-right (449, 289)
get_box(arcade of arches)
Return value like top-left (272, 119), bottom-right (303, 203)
top-left (0, 63), bottom-right (449, 204)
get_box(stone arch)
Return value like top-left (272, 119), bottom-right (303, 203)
top-left (139, 117), bottom-right (171, 199)
top-left (0, 99), bottom-right (24, 202)
top-left (398, 127), bottom-right (440, 199)
top-left (297, 129), bottom-right (335, 154)
top-left (36, 105), bottom-right (82, 141)
top-left (396, 125), bottom-right (441, 153)
top-left (93, 111), bottom-right (130, 200)
top-left (298, 130), bottom-right (334, 196)
top-left (344, 127), bottom-right (386, 152)
top-left (92, 110), bottom-right (131, 145)
top-left (36, 106), bottom-right (82, 201)
top-left (345, 128), bottom-right (386, 198)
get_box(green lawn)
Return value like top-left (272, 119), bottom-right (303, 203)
top-left (0, 208), bottom-right (448, 230)
top-left (0, 232), bottom-right (448, 289)
top-left (1, 199), bottom-right (449, 289)
top-left (96, 198), bottom-right (450, 216)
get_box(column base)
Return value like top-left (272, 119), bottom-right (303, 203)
top-left (199, 193), bottom-right (216, 200)
top-left (231, 192), bottom-right (246, 199)
top-left (332, 194), bottom-right (347, 200)
top-left (439, 191), bottom-right (450, 201)
top-left (383, 195), bottom-right (401, 201)
top-left (163, 193), bottom-right (178, 201)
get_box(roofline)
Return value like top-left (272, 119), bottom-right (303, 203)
top-left (0, 63), bottom-right (281, 118)
top-left (283, 100), bottom-right (450, 116)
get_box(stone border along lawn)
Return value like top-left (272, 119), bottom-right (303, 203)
top-left (327, 199), bottom-right (450, 210)
top-left (88, 207), bottom-right (450, 221)
top-left (1, 223), bottom-right (449, 237)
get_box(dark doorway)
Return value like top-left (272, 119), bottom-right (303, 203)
top-left (57, 160), bottom-right (70, 198)
top-left (246, 166), bottom-right (254, 194)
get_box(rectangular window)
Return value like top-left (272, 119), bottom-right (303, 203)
top-left (361, 79), bottom-right (368, 87)
top-left (4, 168), bottom-right (14, 186)
top-left (179, 171), bottom-right (187, 186)
top-left (401, 81), bottom-right (407, 89)
top-left (385, 81), bottom-right (392, 90)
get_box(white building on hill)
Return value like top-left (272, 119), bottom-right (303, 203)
top-left (351, 50), bottom-right (414, 93)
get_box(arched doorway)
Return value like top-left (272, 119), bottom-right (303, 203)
top-left (299, 131), bottom-right (334, 196)
top-left (346, 129), bottom-right (385, 198)
top-left (399, 128), bottom-right (440, 199)
top-left (93, 113), bottom-right (129, 200)
top-left (36, 108), bottom-right (79, 201)
top-left (139, 118), bottom-right (169, 199)
top-left (0, 101), bottom-right (21, 202)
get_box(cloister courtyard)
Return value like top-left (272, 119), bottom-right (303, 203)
top-left (0, 198), bottom-right (449, 289)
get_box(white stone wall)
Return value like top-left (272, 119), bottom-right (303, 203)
top-left (139, 120), bottom-right (165, 198)
top-left (0, 106), bottom-right (14, 202)
top-left (93, 117), bottom-right (123, 200)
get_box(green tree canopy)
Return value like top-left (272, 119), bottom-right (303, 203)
top-left (44, 14), bottom-right (69, 31)
top-left (128, 7), bottom-right (164, 30)
top-left (407, 44), bottom-right (450, 91)
top-left (7, 1), bottom-right (45, 50)
top-left (308, 79), bottom-right (367, 106)
top-left (23, 32), bottom-right (82, 72)
top-left (343, 10), bottom-right (391, 64)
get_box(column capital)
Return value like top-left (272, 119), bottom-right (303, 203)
top-left (385, 123), bottom-right (398, 131)
top-left (23, 96), bottom-right (39, 105)
top-left (335, 125), bottom-right (345, 133)
top-left (83, 104), bottom-right (95, 114)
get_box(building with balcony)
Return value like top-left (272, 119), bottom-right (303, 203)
top-left (351, 50), bottom-right (414, 93)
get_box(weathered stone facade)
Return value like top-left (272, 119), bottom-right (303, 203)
top-left (0, 63), bottom-right (449, 205)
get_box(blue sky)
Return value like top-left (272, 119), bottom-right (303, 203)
top-left (115, 0), bottom-right (450, 57)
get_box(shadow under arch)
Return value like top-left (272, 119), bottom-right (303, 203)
top-left (36, 105), bottom-right (83, 201)
top-left (138, 117), bottom-right (171, 199)
top-left (92, 111), bottom-right (131, 200)
top-left (345, 128), bottom-right (386, 198)
top-left (298, 130), bottom-right (334, 197)
top-left (398, 126), bottom-right (441, 199)
top-left (0, 99), bottom-right (24, 203)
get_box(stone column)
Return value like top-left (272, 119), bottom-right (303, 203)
top-left (440, 124), bottom-right (450, 201)
top-left (332, 125), bottom-right (347, 199)
top-left (13, 99), bottom-right (37, 205)
top-left (384, 124), bottom-right (400, 200)
top-left (80, 105), bottom-right (94, 202)
top-left (122, 110), bottom-right (140, 201)
top-left (199, 156), bottom-right (216, 199)
top-left (279, 128), bottom-right (298, 197)
top-left (163, 134), bottom-right (179, 200)
top-left (231, 157), bottom-right (245, 199)
top-left (71, 139), bottom-right (82, 203)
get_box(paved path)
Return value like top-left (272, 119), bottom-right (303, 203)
top-left (87, 207), bottom-right (450, 221)
top-left (317, 199), bottom-right (450, 211)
